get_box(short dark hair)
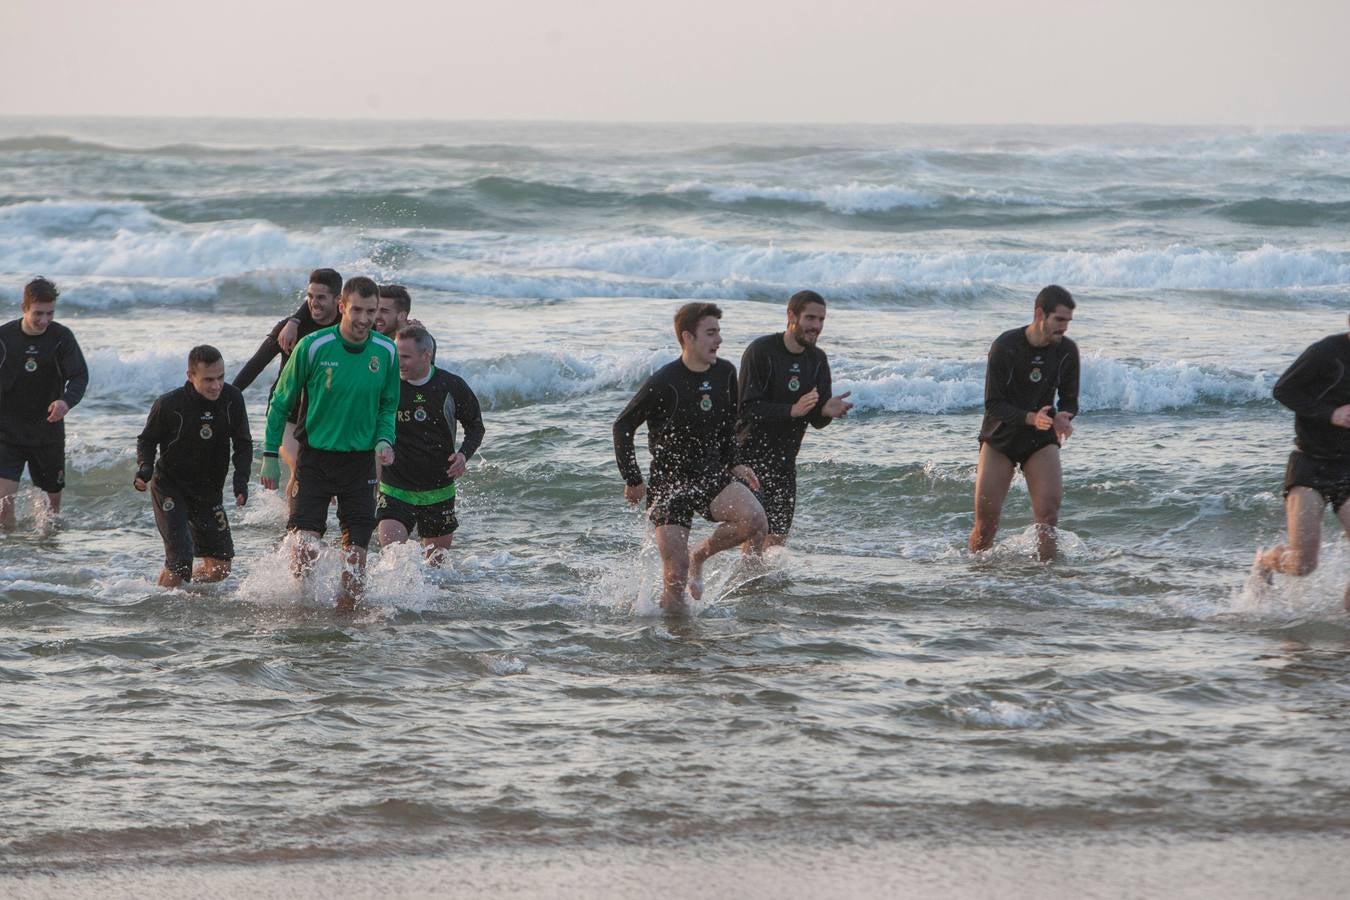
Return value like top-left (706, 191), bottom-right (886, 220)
top-left (188, 344), bottom-right (223, 370)
top-left (787, 289), bottom-right (825, 317)
top-left (396, 324), bottom-right (436, 355)
top-left (673, 302), bottom-right (722, 347)
top-left (22, 277), bottom-right (59, 309)
top-left (341, 276), bottom-right (380, 302)
top-left (309, 268), bottom-right (343, 296)
top-left (379, 284), bottom-right (412, 315)
top-left (1035, 285), bottom-right (1075, 315)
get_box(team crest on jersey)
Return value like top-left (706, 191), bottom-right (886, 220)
top-left (200, 424), bottom-right (213, 439)
top-left (700, 393), bottom-right (713, 411)
top-left (369, 355), bottom-right (381, 373)
top-left (162, 497), bottom-right (175, 512)
top-left (788, 376), bottom-right (800, 392)
top-left (414, 406), bottom-right (428, 422)
top-left (23, 358), bottom-right (37, 372)
top-left (1030, 368), bottom-right (1043, 383)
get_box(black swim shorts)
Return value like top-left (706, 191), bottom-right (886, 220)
top-left (0, 440), bottom-right (65, 493)
top-left (150, 477), bottom-right (234, 580)
top-left (1283, 450), bottom-right (1350, 512)
top-left (647, 471), bottom-right (734, 530)
top-left (980, 427), bottom-right (1060, 468)
top-left (376, 491), bottom-right (459, 538)
top-left (749, 460), bottom-right (797, 536)
top-left (289, 447), bottom-right (378, 548)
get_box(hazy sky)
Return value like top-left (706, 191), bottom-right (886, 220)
top-left (3, 0), bottom-right (1347, 124)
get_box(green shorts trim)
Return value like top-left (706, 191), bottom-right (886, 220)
top-left (378, 481), bottom-right (456, 506)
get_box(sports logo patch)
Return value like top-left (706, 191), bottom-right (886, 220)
top-left (1029, 368), bottom-right (1043, 383)
top-left (162, 497), bottom-right (175, 512)
top-left (369, 355), bottom-right (381, 373)
top-left (414, 407), bottom-right (428, 422)
top-left (788, 376), bottom-right (800, 392)
top-left (200, 424), bottom-right (213, 440)
top-left (23, 359), bottom-right (37, 372)
top-left (700, 394), bottom-right (713, 411)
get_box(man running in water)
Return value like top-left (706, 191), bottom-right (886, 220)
top-left (969, 285), bottom-right (1079, 561)
top-left (0, 277), bottom-right (89, 529)
top-left (614, 302), bottom-right (766, 614)
top-left (135, 345), bottom-right (251, 587)
top-left (259, 276), bottom-right (399, 612)
top-left (737, 290), bottom-right (853, 548)
top-left (234, 268), bottom-right (342, 496)
top-left (1254, 317), bottom-right (1350, 608)
top-left (376, 325), bottom-right (484, 563)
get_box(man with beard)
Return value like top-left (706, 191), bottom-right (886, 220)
top-left (969, 285), bottom-right (1079, 561)
top-left (736, 290), bottom-right (853, 548)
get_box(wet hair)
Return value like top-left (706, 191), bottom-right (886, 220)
top-left (308, 268), bottom-right (343, 296)
top-left (379, 284), bottom-right (412, 315)
top-left (22, 277), bottom-right (59, 309)
top-left (188, 344), bottom-right (223, 370)
top-left (340, 276), bottom-right (380, 303)
top-left (673, 302), bottom-right (722, 347)
top-left (396, 324), bottom-right (436, 356)
top-left (787, 289), bottom-right (825, 317)
top-left (1035, 284), bottom-right (1075, 315)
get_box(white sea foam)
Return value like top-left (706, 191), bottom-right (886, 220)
top-left (666, 180), bottom-right (942, 213)
top-left (948, 699), bottom-right (1062, 729)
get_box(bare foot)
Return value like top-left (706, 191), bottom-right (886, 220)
top-left (1252, 545), bottom-right (1281, 584)
top-left (687, 553), bottom-right (706, 602)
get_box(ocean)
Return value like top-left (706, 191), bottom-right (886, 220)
top-left (1, 118), bottom-right (1348, 897)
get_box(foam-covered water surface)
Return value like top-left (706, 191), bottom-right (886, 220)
top-left (1, 119), bottom-right (1348, 882)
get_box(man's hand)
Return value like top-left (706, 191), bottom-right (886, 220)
top-left (1028, 406), bottom-right (1054, 431)
top-left (624, 482), bottom-right (646, 504)
top-left (1332, 404), bottom-right (1350, 428)
top-left (822, 391), bottom-right (853, 418)
top-left (732, 464), bottom-right (760, 493)
top-left (791, 389), bottom-right (820, 417)
top-left (133, 477), bottom-right (148, 492)
top-left (235, 491), bottom-right (247, 508)
top-left (1053, 411), bottom-right (1074, 441)
top-left (376, 441), bottom-right (395, 467)
top-left (446, 452), bottom-right (467, 479)
top-left (46, 400), bottom-right (69, 423)
top-left (277, 318), bottom-right (301, 353)
top-left (260, 455), bottom-right (281, 491)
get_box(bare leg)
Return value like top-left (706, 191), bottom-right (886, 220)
top-left (0, 477), bottom-right (18, 530)
top-left (690, 482), bottom-right (768, 600)
top-left (156, 567), bottom-right (184, 588)
top-left (422, 533), bottom-right (453, 567)
top-left (1023, 444), bottom-right (1064, 562)
top-left (45, 490), bottom-right (61, 516)
top-left (377, 519), bottom-right (410, 548)
top-left (969, 443), bottom-right (1016, 553)
top-left (336, 544), bottom-right (368, 614)
top-left (1334, 501), bottom-right (1350, 612)
top-left (193, 558), bottom-right (231, 583)
top-left (291, 529), bottom-right (322, 580)
top-left (654, 524), bottom-right (692, 614)
top-left (1255, 487), bottom-right (1323, 577)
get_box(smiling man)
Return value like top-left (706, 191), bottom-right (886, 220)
top-left (135, 345), bottom-right (252, 587)
top-left (614, 302), bottom-right (766, 614)
top-left (259, 276), bottom-right (400, 612)
top-left (969, 285), bottom-right (1080, 561)
top-left (736, 290), bottom-right (853, 549)
top-left (0, 277), bottom-right (89, 529)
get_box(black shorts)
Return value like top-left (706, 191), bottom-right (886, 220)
top-left (1283, 450), bottom-right (1350, 512)
top-left (150, 477), bottom-right (234, 580)
top-left (647, 471), bottom-right (734, 529)
top-left (376, 491), bottom-right (459, 538)
top-left (0, 440), bottom-right (65, 492)
top-left (980, 428), bottom-right (1060, 468)
top-left (289, 447), bottom-right (377, 548)
top-left (749, 461), bottom-right (797, 536)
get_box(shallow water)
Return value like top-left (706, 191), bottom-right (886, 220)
top-left (0, 120), bottom-right (1348, 882)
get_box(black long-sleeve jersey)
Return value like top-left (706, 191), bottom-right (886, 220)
top-left (136, 382), bottom-right (252, 501)
top-left (979, 327), bottom-right (1080, 443)
top-left (0, 320), bottom-right (89, 447)
top-left (613, 357), bottom-right (739, 487)
top-left (232, 301), bottom-right (323, 392)
top-left (380, 367), bottom-right (485, 496)
top-left (1273, 332), bottom-right (1350, 459)
top-left (735, 332), bottom-right (833, 468)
